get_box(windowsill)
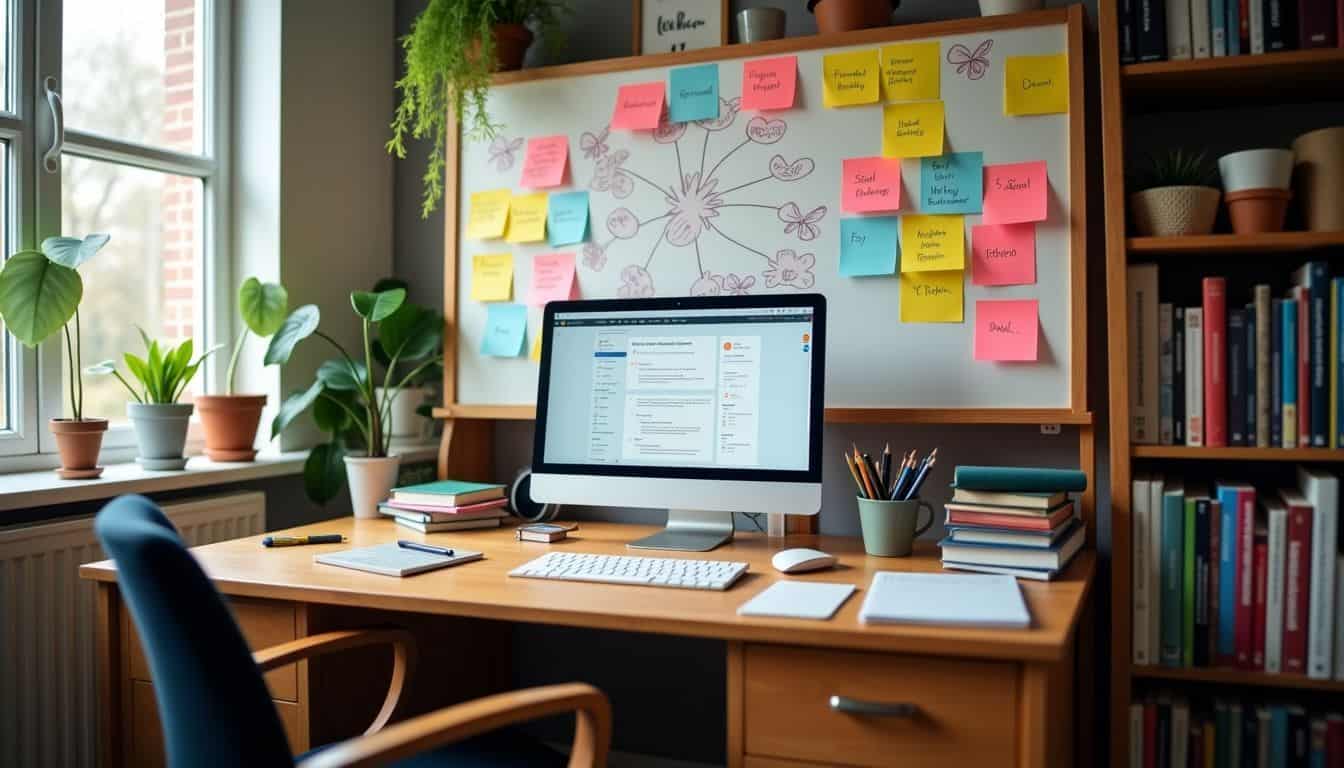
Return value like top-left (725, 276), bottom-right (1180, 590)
top-left (0, 439), bottom-right (440, 513)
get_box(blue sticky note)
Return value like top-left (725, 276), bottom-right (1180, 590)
top-left (668, 64), bottom-right (719, 123)
top-left (920, 152), bottom-right (983, 214)
top-left (839, 216), bottom-right (899, 277)
top-left (547, 191), bottom-right (589, 246)
top-left (481, 304), bottom-right (527, 357)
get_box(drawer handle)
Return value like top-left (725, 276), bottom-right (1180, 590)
top-left (829, 695), bottom-right (919, 718)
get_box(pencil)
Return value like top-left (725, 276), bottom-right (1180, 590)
top-left (862, 453), bottom-right (882, 498)
top-left (879, 444), bottom-right (892, 492)
top-left (844, 453), bottom-right (867, 498)
top-left (854, 449), bottom-right (878, 498)
top-left (891, 450), bottom-right (914, 500)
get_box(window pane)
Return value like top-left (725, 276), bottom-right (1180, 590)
top-left (0, 4), bottom-right (8, 112)
top-left (62, 0), bottom-right (202, 153)
top-left (0, 144), bottom-right (7, 431)
top-left (61, 157), bottom-right (203, 423)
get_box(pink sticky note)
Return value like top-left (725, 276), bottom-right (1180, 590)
top-left (971, 223), bottom-right (1036, 286)
top-left (982, 161), bottom-right (1048, 224)
top-left (974, 299), bottom-right (1040, 362)
top-left (528, 252), bottom-right (577, 305)
top-left (741, 56), bottom-right (797, 111)
top-left (841, 157), bottom-right (901, 213)
top-left (610, 82), bottom-right (665, 131)
top-left (519, 135), bottom-right (569, 188)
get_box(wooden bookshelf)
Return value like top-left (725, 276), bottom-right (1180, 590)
top-left (1122, 48), bottom-right (1344, 112)
top-left (1128, 231), bottom-right (1344, 255)
top-left (1133, 666), bottom-right (1344, 694)
top-left (1131, 446), bottom-right (1344, 461)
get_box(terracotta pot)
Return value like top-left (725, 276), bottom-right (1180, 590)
top-left (1129, 186), bottom-right (1221, 236)
top-left (1291, 126), bottom-right (1344, 232)
top-left (197, 394), bottom-right (267, 462)
top-left (491, 23), bottom-right (533, 71)
top-left (49, 418), bottom-right (108, 479)
top-left (808, 0), bottom-right (893, 34)
top-left (1225, 188), bottom-right (1292, 234)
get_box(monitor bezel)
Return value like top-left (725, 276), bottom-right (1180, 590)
top-left (532, 293), bottom-right (826, 483)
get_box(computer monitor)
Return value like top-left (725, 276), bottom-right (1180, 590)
top-left (531, 294), bottom-right (826, 552)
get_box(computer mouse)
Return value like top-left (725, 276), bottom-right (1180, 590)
top-left (771, 548), bottom-right (838, 574)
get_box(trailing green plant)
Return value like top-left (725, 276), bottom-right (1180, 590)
top-left (388, 0), bottom-right (570, 218)
top-left (0, 234), bottom-right (110, 421)
top-left (223, 277), bottom-right (289, 394)
top-left (1130, 148), bottom-right (1219, 192)
top-left (88, 331), bottom-right (220, 404)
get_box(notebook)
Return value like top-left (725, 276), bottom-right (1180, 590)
top-left (737, 582), bottom-right (856, 620)
top-left (315, 543), bottom-right (483, 577)
top-left (858, 572), bottom-right (1031, 628)
top-left (391, 480), bottom-right (505, 507)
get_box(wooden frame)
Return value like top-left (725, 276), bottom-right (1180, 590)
top-left (632, 0), bottom-right (731, 55)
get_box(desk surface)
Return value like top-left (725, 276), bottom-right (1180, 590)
top-left (81, 519), bottom-right (1093, 662)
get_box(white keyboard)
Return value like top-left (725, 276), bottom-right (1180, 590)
top-left (509, 551), bottom-right (749, 591)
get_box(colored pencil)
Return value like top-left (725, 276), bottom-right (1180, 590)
top-left (843, 453), bottom-right (867, 498)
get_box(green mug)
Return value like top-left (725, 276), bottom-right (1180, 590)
top-left (856, 497), bottom-right (935, 557)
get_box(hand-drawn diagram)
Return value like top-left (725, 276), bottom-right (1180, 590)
top-left (947, 39), bottom-right (993, 80)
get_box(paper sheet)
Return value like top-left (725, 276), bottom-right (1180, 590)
top-left (839, 216), bottom-right (898, 277)
top-left (841, 157), bottom-right (901, 213)
top-left (504, 192), bottom-right (548, 243)
top-left (900, 214), bottom-right (965, 273)
top-left (546, 191), bottom-right (589, 246)
top-left (610, 81), bottom-right (665, 130)
top-left (974, 299), bottom-right (1040, 361)
top-left (900, 269), bottom-right (963, 323)
top-left (920, 152), bottom-right (982, 215)
top-left (466, 189), bottom-right (511, 240)
top-left (982, 161), bottom-right (1048, 224)
top-left (668, 63), bottom-right (720, 123)
top-left (882, 100), bottom-right (944, 158)
top-left (881, 42), bottom-right (940, 102)
top-left (470, 253), bottom-right (514, 302)
top-left (821, 50), bottom-right (880, 107)
top-left (528, 252), bottom-right (577, 305)
top-left (971, 223), bottom-right (1036, 286)
top-left (740, 56), bottom-right (797, 111)
top-left (481, 304), bottom-right (527, 357)
top-left (519, 135), bottom-right (569, 188)
top-left (1004, 53), bottom-right (1069, 116)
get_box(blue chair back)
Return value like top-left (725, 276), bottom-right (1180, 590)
top-left (95, 495), bottom-right (292, 767)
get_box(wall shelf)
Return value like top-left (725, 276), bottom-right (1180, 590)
top-left (1131, 445), bottom-right (1344, 461)
top-left (1133, 665), bottom-right (1344, 693)
top-left (1122, 48), bottom-right (1344, 111)
top-left (1127, 231), bottom-right (1344, 255)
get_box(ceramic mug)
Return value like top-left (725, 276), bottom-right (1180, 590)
top-left (856, 497), bottom-right (934, 557)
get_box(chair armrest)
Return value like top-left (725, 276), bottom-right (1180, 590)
top-left (253, 629), bottom-right (415, 735)
top-left (295, 682), bottom-right (611, 768)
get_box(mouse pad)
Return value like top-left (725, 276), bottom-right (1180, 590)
top-left (737, 581), bottom-right (856, 620)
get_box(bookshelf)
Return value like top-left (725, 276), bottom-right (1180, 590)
top-left (1132, 446), bottom-right (1344, 461)
top-left (1128, 231), bottom-right (1344, 255)
top-left (1134, 665), bottom-right (1344, 694)
top-left (1122, 48), bottom-right (1344, 111)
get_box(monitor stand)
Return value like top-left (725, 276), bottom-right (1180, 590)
top-left (627, 509), bottom-right (735, 552)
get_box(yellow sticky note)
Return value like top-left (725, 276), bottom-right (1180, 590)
top-left (821, 50), bottom-right (880, 108)
top-left (881, 42), bottom-right (940, 102)
top-left (882, 101), bottom-right (944, 158)
top-left (529, 332), bottom-right (542, 361)
top-left (1004, 53), bottom-right (1069, 116)
top-left (467, 189), bottom-right (511, 240)
top-left (470, 253), bottom-right (513, 302)
top-left (900, 214), bottom-right (965, 273)
top-left (900, 269), bottom-right (964, 323)
top-left (505, 192), bottom-right (548, 243)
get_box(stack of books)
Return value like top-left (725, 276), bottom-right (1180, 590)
top-left (1119, 0), bottom-right (1341, 65)
top-left (379, 480), bottom-right (509, 533)
top-left (938, 466), bottom-right (1089, 582)
top-left (1130, 693), bottom-right (1344, 767)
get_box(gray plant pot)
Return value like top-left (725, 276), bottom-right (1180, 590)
top-left (127, 402), bottom-right (195, 471)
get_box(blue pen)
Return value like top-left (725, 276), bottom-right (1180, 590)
top-left (902, 449), bottom-right (938, 500)
top-left (398, 540), bottom-right (455, 557)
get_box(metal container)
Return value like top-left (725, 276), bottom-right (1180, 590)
top-left (736, 7), bottom-right (787, 43)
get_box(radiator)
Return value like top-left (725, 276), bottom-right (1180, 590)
top-left (0, 491), bottom-right (265, 768)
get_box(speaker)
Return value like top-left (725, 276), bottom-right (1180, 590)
top-left (508, 467), bottom-right (560, 522)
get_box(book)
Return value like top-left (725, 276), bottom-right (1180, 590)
top-left (1172, 699), bottom-right (1190, 768)
top-left (1144, 701), bottom-right (1159, 768)
top-left (1138, 0), bottom-right (1170, 60)
top-left (1257, 707), bottom-right (1273, 767)
top-left (1229, 308), bottom-right (1247, 446)
top-left (1135, 474), bottom-right (1154, 666)
top-left (1235, 481), bottom-right (1256, 669)
top-left (1288, 708), bottom-right (1308, 766)
top-left (1131, 265), bottom-right (1161, 445)
top-left (937, 561), bottom-right (1059, 581)
top-left (1333, 278), bottom-right (1343, 449)
top-left (1249, 0), bottom-right (1266, 51)
top-left (1175, 307), bottom-right (1187, 444)
top-left (948, 488), bottom-right (1069, 509)
top-left (1186, 307), bottom-right (1204, 446)
top-left (1216, 482), bottom-right (1254, 666)
top-left (392, 516), bottom-right (503, 533)
top-left (1168, 0), bottom-right (1195, 57)
top-left (1296, 285), bottom-right (1310, 447)
top-left (1204, 278), bottom-right (1228, 447)
top-left (1162, 481), bottom-right (1186, 667)
top-left (1183, 491), bottom-right (1199, 667)
top-left (944, 504), bottom-right (1077, 532)
top-left (1193, 494), bottom-right (1213, 666)
top-left (390, 480), bottom-right (505, 507)
top-left (1326, 714), bottom-right (1344, 758)
top-left (1255, 285), bottom-right (1272, 447)
top-left (1273, 298), bottom-right (1285, 447)
top-left (1211, 0), bottom-right (1229, 54)
top-left (315, 542), bottom-right (484, 577)
top-left (944, 499), bottom-right (1074, 517)
top-left (1242, 704), bottom-right (1260, 768)
top-left (1297, 0), bottom-right (1338, 46)
top-left (1149, 477), bottom-right (1166, 668)
top-left (947, 517), bottom-right (1081, 548)
top-left (1284, 298), bottom-right (1299, 449)
top-left (1264, 0), bottom-right (1297, 49)
top-left (1157, 701), bottom-right (1171, 768)
top-left (1309, 718), bottom-right (1328, 767)
top-left (1265, 499), bottom-right (1288, 673)
top-left (1282, 492), bottom-right (1312, 675)
top-left (1190, 0), bottom-right (1213, 56)
top-left (950, 466), bottom-right (1088, 493)
top-left (1121, 0), bottom-right (1139, 63)
top-left (382, 504), bottom-right (508, 524)
top-left (379, 497), bottom-right (509, 518)
top-left (1337, 555), bottom-right (1344, 681)
top-left (1297, 466), bottom-right (1338, 680)
top-left (1292, 263), bottom-right (1329, 447)
top-left (1239, 0), bottom-right (1250, 51)
top-left (858, 572), bottom-right (1029, 628)
top-left (1207, 497), bottom-right (1221, 667)
top-left (1271, 706), bottom-right (1289, 763)
top-left (1129, 704), bottom-right (1145, 768)
top-left (1228, 0), bottom-right (1243, 53)
top-left (1252, 523), bottom-right (1267, 669)
top-left (937, 523), bottom-right (1085, 571)
top-left (1229, 703), bottom-right (1244, 768)
top-left (1160, 303), bottom-right (1175, 445)
top-left (1246, 302), bottom-right (1258, 448)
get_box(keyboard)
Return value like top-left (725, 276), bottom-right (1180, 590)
top-left (508, 551), bottom-right (749, 591)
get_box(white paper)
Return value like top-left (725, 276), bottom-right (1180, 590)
top-left (737, 581), bottom-right (856, 620)
top-left (859, 571), bottom-right (1031, 628)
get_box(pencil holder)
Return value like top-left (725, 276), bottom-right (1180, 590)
top-left (857, 497), bottom-right (934, 557)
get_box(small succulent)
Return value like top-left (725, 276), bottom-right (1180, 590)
top-left (1130, 148), bottom-right (1219, 192)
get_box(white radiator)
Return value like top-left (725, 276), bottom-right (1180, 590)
top-left (0, 491), bottom-right (265, 767)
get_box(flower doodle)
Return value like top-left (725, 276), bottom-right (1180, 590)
top-left (947, 39), bottom-right (993, 81)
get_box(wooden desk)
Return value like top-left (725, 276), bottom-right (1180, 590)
top-left (81, 519), bottom-right (1095, 768)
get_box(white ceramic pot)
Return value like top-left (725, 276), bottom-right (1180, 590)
top-left (376, 386), bottom-right (431, 439)
top-left (978, 0), bottom-right (1045, 15)
top-left (344, 454), bottom-right (401, 519)
top-left (1129, 186), bottom-right (1221, 236)
top-left (1218, 148), bottom-right (1294, 193)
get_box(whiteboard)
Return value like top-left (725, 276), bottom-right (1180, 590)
top-left (453, 18), bottom-right (1076, 410)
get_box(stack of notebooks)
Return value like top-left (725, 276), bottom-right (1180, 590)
top-left (939, 465), bottom-right (1089, 582)
top-left (378, 480), bottom-right (509, 533)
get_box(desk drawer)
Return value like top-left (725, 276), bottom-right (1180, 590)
top-left (743, 644), bottom-right (1018, 768)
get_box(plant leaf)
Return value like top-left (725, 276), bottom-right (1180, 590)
top-left (316, 358), bottom-right (367, 391)
top-left (0, 251), bottom-right (82, 346)
top-left (351, 288), bottom-right (406, 322)
top-left (313, 391), bottom-right (354, 432)
top-left (379, 304), bottom-right (442, 362)
top-left (303, 442), bottom-right (347, 504)
top-left (40, 234), bottom-right (110, 269)
top-left (122, 353), bottom-right (150, 391)
top-left (372, 277), bottom-right (409, 294)
top-left (264, 305), bottom-right (320, 366)
top-left (85, 360), bottom-right (117, 376)
top-left (271, 379), bottom-right (324, 438)
top-left (238, 278), bottom-right (289, 337)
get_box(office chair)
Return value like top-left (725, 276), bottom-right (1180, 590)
top-left (94, 495), bottom-right (610, 768)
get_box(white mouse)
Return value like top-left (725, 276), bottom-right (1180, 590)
top-left (771, 548), bottom-right (838, 574)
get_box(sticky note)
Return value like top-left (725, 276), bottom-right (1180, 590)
top-left (900, 214), bottom-right (964, 273)
top-left (882, 101), bottom-right (944, 158)
top-left (841, 157), bottom-right (901, 213)
top-left (505, 192), bottom-right (548, 243)
top-left (900, 270), bottom-right (963, 323)
top-left (519, 135), bottom-right (569, 188)
top-left (983, 161), bottom-right (1048, 224)
top-left (668, 63), bottom-right (719, 123)
top-left (741, 56), bottom-right (797, 111)
top-left (528, 252), bottom-right (577, 305)
top-left (881, 42), bottom-right (940, 102)
top-left (974, 299), bottom-right (1040, 361)
top-left (481, 304), bottom-right (527, 357)
top-left (920, 152), bottom-right (982, 214)
top-left (466, 189), bottom-right (511, 240)
top-left (611, 81), bottom-right (665, 130)
top-left (470, 253), bottom-right (514, 302)
top-left (1004, 53), bottom-right (1069, 116)
top-left (971, 223), bottom-right (1036, 286)
top-left (839, 216), bottom-right (898, 277)
top-left (547, 191), bottom-right (589, 246)
top-left (530, 332), bottom-right (542, 361)
top-left (821, 50), bottom-right (880, 108)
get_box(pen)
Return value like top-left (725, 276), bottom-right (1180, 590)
top-left (879, 444), bottom-right (892, 493)
top-left (262, 534), bottom-right (344, 547)
top-left (398, 540), bottom-right (455, 557)
top-left (903, 452), bottom-right (937, 501)
top-left (890, 451), bottom-right (914, 500)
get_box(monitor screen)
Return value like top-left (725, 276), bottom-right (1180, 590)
top-left (533, 295), bottom-right (824, 481)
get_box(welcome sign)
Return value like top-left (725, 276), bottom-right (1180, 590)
top-left (638, 0), bottom-right (725, 54)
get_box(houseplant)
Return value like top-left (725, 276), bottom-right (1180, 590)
top-left (1128, 149), bottom-right (1221, 237)
top-left (370, 278), bottom-right (442, 440)
top-left (1218, 148), bottom-right (1294, 234)
top-left (0, 234), bottom-right (111, 478)
top-left (266, 287), bottom-right (443, 514)
top-left (1291, 126), bottom-right (1344, 232)
top-left (89, 333), bottom-right (218, 470)
top-left (196, 278), bottom-right (289, 462)
top-left (389, 0), bottom-right (570, 219)
top-left (807, 0), bottom-right (895, 34)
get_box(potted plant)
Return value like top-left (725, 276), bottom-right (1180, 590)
top-left (1128, 149), bottom-right (1221, 237)
top-left (1291, 126), bottom-right (1344, 233)
top-left (389, 0), bottom-right (570, 219)
top-left (89, 334), bottom-right (218, 470)
top-left (266, 287), bottom-right (443, 515)
top-left (196, 278), bottom-right (289, 462)
top-left (1218, 148), bottom-right (1295, 234)
top-left (369, 278), bottom-right (443, 441)
top-left (0, 234), bottom-right (111, 478)
top-left (807, 0), bottom-right (896, 34)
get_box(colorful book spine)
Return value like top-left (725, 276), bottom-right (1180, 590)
top-left (1235, 485), bottom-right (1255, 669)
top-left (1252, 524), bottom-right (1267, 669)
top-left (1297, 286), bottom-right (1310, 447)
top-left (1246, 303), bottom-right (1258, 448)
top-left (1162, 485), bottom-right (1187, 667)
top-left (1283, 498), bottom-right (1311, 675)
top-left (1139, 0), bottom-right (1170, 59)
top-left (1255, 285), bottom-right (1272, 447)
top-left (1191, 0), bottom-right (1214, 55)
top-left (1227, 0), bottom-right (1243, 53)
top-left (1187, 307), bottom-right (1205, 446)
top-left (1216, 483), bottom-right (1242, 665)
top-left (1332, 278), bottom-right (1342, 449)
top-left (1229, 308), bottom-right (1247, 446)
top-left (1193, 497), bottom-right (1213, 667)
top-left (1208, 498), bottom-right (1221, 668)
top-left (1298, 0), bottom-right (1338, 46)
top-left (1284, 299), bottom-right (1298, 449)
top-left (1211, 0), bottom-right (1229, 53)
top-left (1184, 496), bottom-right (1198, 667)
top-left (1265, 501), bottom-right (1287, 673)
top-left (1299, 466), bottom-right (1338, 680)
top-left (1204, 278), bottom-right (1228, 447)
top-left (1160, 303), bottom-right (1175, 445)
top-left (1175, 307), bottom-right (1187, 444)
top-left (1303, 262), bottom-right (1329, 447)
top-left (1264, 0), bottom-right (1297, 49)
top-left (1273, 298), bottom-right (1284, 448)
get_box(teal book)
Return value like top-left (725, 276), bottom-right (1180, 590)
top-left (1160, 481), bottom-right (1186, 667)
top-left (390, 479), bottom-right (505, 506)
top-left (1283, 298), bottom-right (1298, 448)
top-left (951, 466), bottom-right (1088, 493)
top-left (1270, 706), bottom-right (1288, 768)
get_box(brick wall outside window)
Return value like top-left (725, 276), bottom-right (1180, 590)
top-left (161, 0), bottom-right (195, 340)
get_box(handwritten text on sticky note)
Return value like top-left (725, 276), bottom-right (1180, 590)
top-left (669, 63), bottom-right (720, 123)
top-left (881, 42), bottom-right (940, 102)
top-left (519, 135), bottom-right (569, 188)
top-left (900, 214), bottom-right (964, 273)
top-left (505, 192), bottom-right (548, 243)
top-left (971, 223), bottom-right (1036, 286)
top-left (471, 253), bottom-right (514, 302)
top-left (900, 269), bottom-right (963, 323)
top-left (481, 304), bottom-right (528, 357)
top-left (920, 152), bottom-right (982, 214)
top-left (611, 82), bottom-right (665, 130)
top-left (882, 101), bottom-right (944, 158)
top-left (741, 56), bottom-right (797, 111)
top-left (975, 299), bottom-right (1039, 361)
top-left (822, 50), bottom-right (880, 108)
top-left (839, 216), bottom-right (899, 277)
top-left (841, 157), bottom-right (901, 213)
top-left (466, 189), bottom-right (510, 240)
top-left (983, 161), bottom-right (1048, 224)
top-left (528, 252), bottom-right (577, 305)
top-left (1004, 53), bottom-right (1069, 116)
top-left (547, 191), bottom-right (589, 246)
